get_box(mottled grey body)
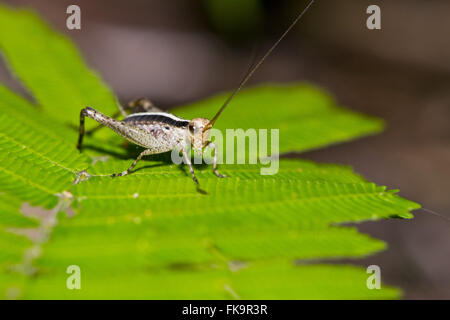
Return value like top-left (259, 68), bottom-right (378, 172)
top-left (77, 98), bottom-right (224, 184)
top-left (84, 107), bottom-right (188, 153)
top-left (123, 112), bottom-right (189, 152)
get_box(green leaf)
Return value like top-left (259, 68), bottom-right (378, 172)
top-left (0, 4), bottom-right (419, 299)
top-left (0, 192), bottom-right (39, 229)
top-left (175, 83), bottom-right (384, 154)
top-left (0, 6), bottom-right (118, 129)
top-left (23, 262), bottom-right (400, 299)
top-left (0, 88), bottom-right (88, 208)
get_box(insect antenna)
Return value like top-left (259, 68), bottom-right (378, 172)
top-left (204, 0), bottom-right (315, 132)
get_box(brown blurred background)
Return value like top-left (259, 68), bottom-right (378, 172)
top-left (1, 0), bottom-right (449, 299)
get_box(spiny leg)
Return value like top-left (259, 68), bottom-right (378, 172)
top-left (128, 97), bottom-right (164, 113)
top-left (182, 148), bottom-right (199, 184)
top-left (84, 110), bottom-right (122, 136)
top-left (77, 108), bottom-right (87, 151)
top-left (86, 98), bottom-right (126, 136)
top-left (84, 98), bottom-right (164, 136)
top-left (84, 100), bottom-right (132, 136)
top-left (77, 106), bottom-right (114, 151)
top-left (77, 106), bottom-right (129, 152)
top-left (117, 97), bottom-right (128, 117)
top-left (207, 142), bottom-right (227, 178)
top-left (111, 148), bottom-right (154, 177)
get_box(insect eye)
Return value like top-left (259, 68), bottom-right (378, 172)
top-left (188, 124), bottom-right (196, 134)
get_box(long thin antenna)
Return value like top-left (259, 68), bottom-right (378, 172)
top-left (204, 0), bottom-right (315, 131)
top-left (420, 207), bottom-right (450, 224)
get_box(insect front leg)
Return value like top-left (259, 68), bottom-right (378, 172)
top-left (181, 148), bottom-right (199, 184)
top-left (111, 148), bottom-right (154, 177)
top-left (206, 142), bottom-right (227, 178)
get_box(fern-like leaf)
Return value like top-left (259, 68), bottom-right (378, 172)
top-left (0, 5), bottom-right (420, 299)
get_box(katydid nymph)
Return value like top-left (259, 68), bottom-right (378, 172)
top-left (77, 0), bottom-right (315, 185)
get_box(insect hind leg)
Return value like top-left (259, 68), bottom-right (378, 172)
top-left (128, 98), bottom-right (164, 113)
top-left (77, 108), bottom-right (88, 152)
top-left (77, 106), bottom-right (121, 152)
top-left (83, 98), bottom-right (164, 137)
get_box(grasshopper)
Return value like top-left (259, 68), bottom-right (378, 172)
top-left (77, 99), bottom-right (220, 184)
top-left (77, 0), bottom-right (314, 184)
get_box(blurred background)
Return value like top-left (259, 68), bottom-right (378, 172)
top-left (1, 0), bottom-right (449, 299)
